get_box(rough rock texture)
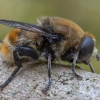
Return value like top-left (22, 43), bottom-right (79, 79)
top-left (0, 57), bottom-right (100, 100)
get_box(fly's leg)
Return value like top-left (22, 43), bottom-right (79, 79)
top-left (42, 54), bottom-right (52, 94)
top-left (72, 55), bottom-right (83, 80)
top-left (0, 46), bottom-right (39, 90)
top-left (89, 63), bottom-right (95, 73)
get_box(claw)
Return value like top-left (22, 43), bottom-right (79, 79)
top-left (75, 74), bottom-right (83, 80)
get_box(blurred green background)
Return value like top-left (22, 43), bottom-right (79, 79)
top-left (0, 0), bottom-right (100, 73)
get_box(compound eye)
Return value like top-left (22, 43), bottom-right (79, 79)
top-left (79, 36), bottom-right (94, 61)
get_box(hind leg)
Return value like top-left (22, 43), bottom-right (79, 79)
top-left (0, 46), bottom-right (39, 90)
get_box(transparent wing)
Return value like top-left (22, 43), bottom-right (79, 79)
top-left (0, 19), bottom-right (48, 36)
top-left (0, 19), bottom-right (64, 42)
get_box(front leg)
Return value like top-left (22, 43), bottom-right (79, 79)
top-left (89, 63), bottom-right (95, 73)
top-left (0, 46), bottom-right (39, 90)
top-left (72, 55), bottom-right (83, 80)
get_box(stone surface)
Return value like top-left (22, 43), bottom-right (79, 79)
top-left (0, 57), bottom-right (100, 100)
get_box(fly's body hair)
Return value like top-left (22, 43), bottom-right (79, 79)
top-left (0, 29), bottom-right (42, 65)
